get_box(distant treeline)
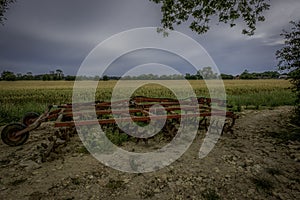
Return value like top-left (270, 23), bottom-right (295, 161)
top-left (0, 67), bottom-right (288, 81)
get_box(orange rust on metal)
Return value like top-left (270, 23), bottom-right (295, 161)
top-left (42, 96), bottom-right (236, 131)
top-left (2, 96), bottom-right (237, 147)
top-left (54, 111), bottom-right (235, 127)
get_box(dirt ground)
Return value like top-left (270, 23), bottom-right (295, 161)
top-left (0, 106), bottom-right (299, 200)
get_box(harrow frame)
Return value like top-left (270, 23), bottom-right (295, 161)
top-left (1, 96), bottom-right (238, 146)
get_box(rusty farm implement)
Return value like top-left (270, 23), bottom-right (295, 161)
top-left (1, 96), bottom-right (237, 146)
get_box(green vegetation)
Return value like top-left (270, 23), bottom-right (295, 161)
top-left (105, 179), bottom-right (125, 190)
top-left (76, 146), bottom-right (90, 154)
top-left (150, 0), bottom-right (269, 36)
top-left (251, 176), bottom-right (274, 194)
top-left (201, 188), bottom-right (220, 200)
top-left (276, 21), bottom-right (300, 125)
top-left (1, 68), bottom-right (285, 81)
top-left (0, 0), bottom-right (15, 24)
top-left (9, 178), bottom-right (27, 186)
top-left (71, 177), bottom-right (81, 185)
top-left (265, 168), bottom-right (282, 176)
top-left (239, 70), bottom-right (280, 79)
top-left (0, 80), bottom-right (295, 125)
top-left (267, 128), bottom-right (300, 143)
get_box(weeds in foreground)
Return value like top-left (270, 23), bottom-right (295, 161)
top-left (265, 167), bottom-right (282, 176)
top-left (71, 177), bottom-right (81, 185)
top-left (202, 188), bottom-right (220, 200)
top-left (9, 178), bottom-right (27, 186)
top-left (251, 177), bottom-right (274, 194)
top-left (267, 128), bottom-right (300, 143)
top-left (76, 146), bottom-right (90, 154)
top-left (105, 179), bottom-right (125, 190)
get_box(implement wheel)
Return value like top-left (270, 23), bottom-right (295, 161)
top-left (22, 112), bottom-right (39, 126)
top-left (1, 123), bottom-right (29, 146)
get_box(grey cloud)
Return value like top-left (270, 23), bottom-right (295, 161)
top-left (104, 49), bottom-right (196, 76)
top-left (0, 0), bottom-right (299, 76)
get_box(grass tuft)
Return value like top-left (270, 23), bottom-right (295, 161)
top-left (105, 179), bottom-right (125, 189)
top-left (251, 177), bottom-right (274, 193)
top-left (202, 188), bottom-right (220, 200)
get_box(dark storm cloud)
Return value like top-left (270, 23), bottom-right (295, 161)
top-left (0, 0), bottom-right (299, 76)
top-left (0, 0), bottom-right (162, 74)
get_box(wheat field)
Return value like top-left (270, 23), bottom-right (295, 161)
top-left (0, 80), bottom-right (294, 124)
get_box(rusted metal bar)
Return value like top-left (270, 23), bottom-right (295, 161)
top-left (14, 96), bottom-right (236, 133)
top-left (54, 111), bottom-right (235, 127)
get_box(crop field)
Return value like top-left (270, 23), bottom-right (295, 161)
top-left (0, 79), bottom-right (295, 125)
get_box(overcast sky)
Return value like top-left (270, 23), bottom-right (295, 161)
top-left (0, 0), bottom-right (299, 76)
